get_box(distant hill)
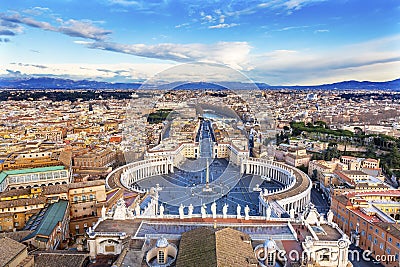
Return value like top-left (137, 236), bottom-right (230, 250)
top-left (275, 78), bottom-right (400, 90)
top-left (0, 77), bottom-right (141, 89)
top-left (0, 77), bottom-right (399, 90)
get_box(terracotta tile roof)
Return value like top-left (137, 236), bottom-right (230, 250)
top-left (33, 252), bottom-right (89, 267)
top-left (347, 189), bottom-right (400, 198)
top-left (0, 237), bottom-right (27, 266)
top-left (0, 196), bottom-right (47, 209)
top-left (67, 180), bottom-right (105, 189)
top-left (0, 231), bottom-right (33, 242)
top-left (334, 195), bottom-right (350, 206)
top-left (176, 227), bottom-right (217, 267)
top-left (42, 184), bottom-right (68, 195)
top-left (375, 222), bottom-right (400, 239)
top-left (349, 208), bottom-right (381, 223)
top-left (215, 228), bottom-right (257, 267)
top-left (176, 227), bottom-right (257, 267)
top-left (0, 188), bottom-right (31, 198)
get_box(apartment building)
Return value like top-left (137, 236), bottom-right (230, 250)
top-left (331, 190), bottom-right (400, 266)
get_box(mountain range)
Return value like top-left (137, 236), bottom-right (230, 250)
top-left (0, 77), bottom-right (399, 90)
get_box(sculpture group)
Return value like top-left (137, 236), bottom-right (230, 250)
top-left (160, 202), bottom-right (251, 220)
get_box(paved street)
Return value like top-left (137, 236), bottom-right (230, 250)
top-left (349, 245), bottom-right (384, 267)
top-left (310, 187), bottom-right (330, 215)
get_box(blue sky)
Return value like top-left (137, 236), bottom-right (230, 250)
top-left (0, 0), bottom-right (399, 85)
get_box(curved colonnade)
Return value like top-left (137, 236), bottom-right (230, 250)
top-left (106, 157), bottom-right (311, 217)
top-left (241, 158), bottom-right (312, 215)
top-left (106, 158), bottom-right (174, 192)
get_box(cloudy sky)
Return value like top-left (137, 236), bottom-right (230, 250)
top-left (0, 0), bottom-right (399, 85)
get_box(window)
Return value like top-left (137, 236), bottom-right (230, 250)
top-left (158, 251), bottom-right (165, 264)
top-left (387, 248), bottom-right (391, 254)
top-left (361, 230), bottom-right (365, 236)
top-left (381, 233), bottom-right (384, 238)
top-left (373, 238), bottom-right (377, 244)
top-left (375, 229), bottom-right (379, 234)
top-left (388, 237), bottom-right (392, 243)
top-left (105, 245), bottom-right (115, 253)
top-left (368, 235), bottom-right (372, 241)
top-left (379, 243), bottom-right (384, 249)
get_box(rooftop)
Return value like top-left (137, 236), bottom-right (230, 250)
top-left (0, 166), bottom-right (66, 184)
top-left (0, 237), bottom-right (27, 267)
top-left (33, 251), bottom-right (89, 267)
top-left (23, 200), bottom-right (69, 240)
top-left (176, 227), bottom-right (257, 267)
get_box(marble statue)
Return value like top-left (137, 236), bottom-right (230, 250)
top-left (244, 205), bottom-right (250, 220)
top-left (101, 205), bottom-right (106, 219)
top-left (290, 208), bottom-right (295, 219)
top-left (135, 203), bottom-right (140, 217)
top-left (201, 204), bottom-right (207, 218)
top-left (179, 204), bottom-right (185, 219)
top-left (211, 202), bottom-right (217, 219)
top-left (266, 205), bottom-right (271, 220)
top-left (188, 204), bottom-right (194, 218)
top-left (327, 210), bottom-right (334, 224)
top-left (159, 204), bottom-right (164, 218)
top-left (319, 214), bottom-right (325, 224)
top-left (222, 203), bottom-right (228, 219)
top-left (236, 204), bottom-right (242, 219)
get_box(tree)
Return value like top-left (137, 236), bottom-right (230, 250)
top-left (390, 145), bottom-right (400, 168)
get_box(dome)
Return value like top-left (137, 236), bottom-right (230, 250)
top-left (263, 238), bottom-right (276, 250)
top-left (156, 237), bottom-right (169, 248)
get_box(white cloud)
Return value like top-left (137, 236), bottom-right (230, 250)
top-left (59, 19), bottom-right (112, 40)
top-left (276, 25), bottom-right (310, 31)
top-left (107, 0), bottom-right (140, 6)
top-left (314, 29), bottom-right (329, 33)
top-left (175, 23), bottom-right (190, 28)
top-left (0, 12), bottom-right (111, 41)
top-left (0, 63), bottom-right (174, 81)
top-left (208, 23), bottom-right (239, 29)
top-left (80, 41), bottom-right (251, 70)
top-left (249, 34), bottom-right (400, 85)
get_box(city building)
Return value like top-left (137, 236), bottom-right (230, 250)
top-left (0, 236), bottom-right (33, 267)
top-left (0, 166), bottom-right (70, 192)
top-left (86, 201), bottom-right (352, 267)
top-left (73, 147), bottom-right (116, 168)
top-left (331, 190), bottom-right (400, 266)
top-left (22, 199), bottom-right (70, 250)
top-left (68, 180), bottom-right (107, 236)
